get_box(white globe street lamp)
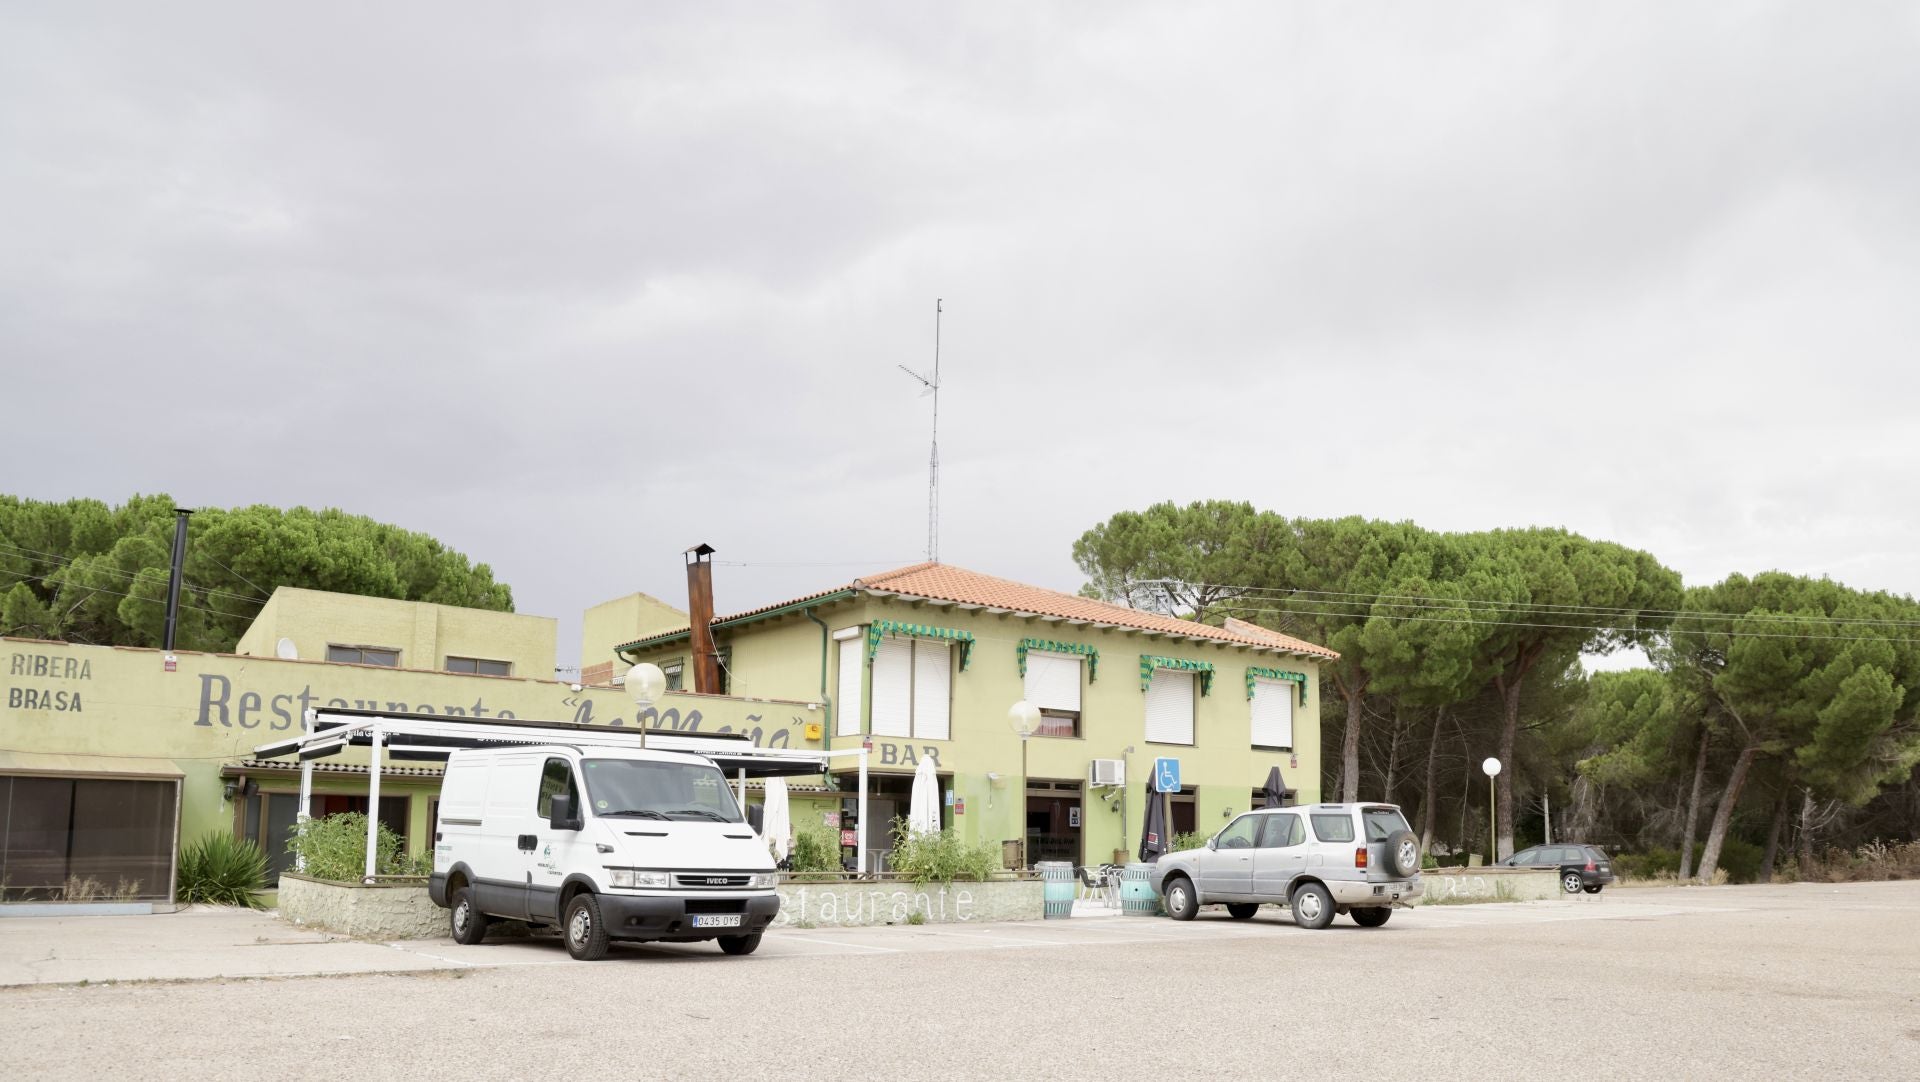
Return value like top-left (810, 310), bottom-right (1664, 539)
top-left (1009, 701), bottom-right (1041, 869)
top-left (1481, 757), bottom-right (1502, 863)
top-left (625, 663), bottom-right (667, 708)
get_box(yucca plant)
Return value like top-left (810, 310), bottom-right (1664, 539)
top-left (176, 833), bottom-right (268, 908)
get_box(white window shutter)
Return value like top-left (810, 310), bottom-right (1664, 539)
top-left (836, 634), bottom-right (864, 737)
top-left (1144, 668), bottom-right (1194, 745)
top-left (1023, 652), bottom-right (1082, 713)
top-left (912, 639), bottom-right (952, 741)
top-left (1251, 678), bottom-right (1294, 748)
top-left (871, 636), bottom-right (913, 738)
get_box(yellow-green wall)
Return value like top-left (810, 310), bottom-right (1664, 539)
top-left (2, 636), bottom-right (827, 865)
top-left (579, 592), bottom-right (687, 677)
top-left (235, 587), bottom-right (557, 679)
top-left (625, 594), bottom-right (1324, 863)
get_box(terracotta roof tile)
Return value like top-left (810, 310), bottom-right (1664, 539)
top-left (618, 562), bottom-right (1336, 659)
top-left (856, 564), bottom-right (1337, 658)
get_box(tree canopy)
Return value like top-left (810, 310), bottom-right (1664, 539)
top-left (1075, 500), bottom-right (1920, 873)
top-left (0, 494), bottom-right (514, 653)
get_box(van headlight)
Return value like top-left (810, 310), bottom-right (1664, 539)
top-left (606, 868), bottom-right (669, 889)
top-left (748, 872), bottom-right (779, 889)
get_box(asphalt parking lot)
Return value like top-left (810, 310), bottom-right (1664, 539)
top-left (7, 881), bottom-right (1919, 1080)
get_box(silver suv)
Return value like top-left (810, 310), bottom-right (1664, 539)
top-left (1149, 803), bottom-right (1423, 929)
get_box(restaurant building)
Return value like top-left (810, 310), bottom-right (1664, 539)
top-left (610, 562), bottom-right (1335, 871)
top-left (0, 560), bottom-right (1333, 904)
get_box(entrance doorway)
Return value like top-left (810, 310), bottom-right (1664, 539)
top-left (242, 792), bottom-right (410, 884)
top-left (1025, 781), bottom-right (1082, 867)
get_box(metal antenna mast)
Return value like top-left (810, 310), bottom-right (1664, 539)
top-left (897, 299), bottom-right (942, 562)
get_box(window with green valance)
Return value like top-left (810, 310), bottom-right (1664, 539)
top-left (1138, 655), bottom-right (1214, 696)
top-left (867, 620), bottom-right (974, 670)
top-left (1017, 638), bottom-right (1099, 682)
top-left (1246, 666), bottom-right (1310, 706)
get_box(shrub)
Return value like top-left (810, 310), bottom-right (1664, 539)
top-left (176, 833), bottom-right (267, 907)
top-left (1171, 831), bottom-right (1209, 853)
top-left (1611, 847), bottom-right (1682, 881)
top-left (287, 813), bottom-right (427, 881)
top-left (1809, 839), bottom-right (1920, 883)
top-left (888, 819), bottom-right (1000, 885)
top-left (788, 827), bottom-right (841, 874)
top-left (1716, 837), bottom-right (1765, 884)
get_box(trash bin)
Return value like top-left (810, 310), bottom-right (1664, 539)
top-left (1120, 863), bottom-right (1160, 916)
top-left (1038, 861), bottom-right (1074, 919)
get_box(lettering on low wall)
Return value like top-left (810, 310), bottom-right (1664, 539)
top-left (777, 884), bottom-right (977, 926)
top-left (8, 650), bottom-right (91, 713)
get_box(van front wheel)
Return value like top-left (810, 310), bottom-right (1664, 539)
top-left (449, 886), bottom-right (488, 945)
top-left (564, 893), bottom-right (610, 961)
top-left (718, 933), bottom-right (762, 956)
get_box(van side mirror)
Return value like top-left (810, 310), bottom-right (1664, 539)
top-left (1206, 835), bottom-right (1218, 851)
top-left (548, 794), bottom-right (583, 831)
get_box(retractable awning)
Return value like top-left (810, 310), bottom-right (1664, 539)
top-left (248, 707), bottom-right (877, 880)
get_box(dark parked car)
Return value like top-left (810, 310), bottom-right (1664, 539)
top-left (1504, 844), bottom-right (1614, 894)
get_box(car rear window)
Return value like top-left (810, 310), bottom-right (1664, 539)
top-left (1311, 814), bottom-right (1355, 843)
top-left (1362, 808), bottom-right (1410, 841)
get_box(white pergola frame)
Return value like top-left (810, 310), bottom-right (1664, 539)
top-left (252, 709), bottom-right (873, 881)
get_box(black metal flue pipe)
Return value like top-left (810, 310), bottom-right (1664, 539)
top-left (162, 508), bottom-right (193, 652)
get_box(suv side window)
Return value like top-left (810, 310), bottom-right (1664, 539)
top-left (1310, 813), bottom-right (1356, 843)
top-left (536, 757), bottom-right (580, 817)
top-left (1511, 847), bottom-right (1539, 865)
top-left (1217, 815), bottom-right (1262, 850)
top-left (1260, 814), bottom-right (1305, 848)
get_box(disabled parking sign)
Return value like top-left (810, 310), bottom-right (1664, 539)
top-left (1154, 757), bottom-right (1180, 793)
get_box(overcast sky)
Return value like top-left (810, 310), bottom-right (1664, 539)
top-left (5, 3), bottom-right (1917, 672)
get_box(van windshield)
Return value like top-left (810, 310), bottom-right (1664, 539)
top-left (579, 759), bottom-right (744, 823)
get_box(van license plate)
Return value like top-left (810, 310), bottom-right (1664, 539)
top-left (692, 914), bottom-right (742, 928)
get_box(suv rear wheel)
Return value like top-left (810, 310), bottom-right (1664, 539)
top-left (1164, 876), bottom-right (1198, 921)
top-left (1562, 871), bottom-right (1584, 894)
top-left (1351, 906), bottom-right (1391, 928)
top-left (1290, 882), bottom-right (1335, 930)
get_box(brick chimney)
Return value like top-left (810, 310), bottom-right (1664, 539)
top-left (685, 544), bottom-right (719, 693)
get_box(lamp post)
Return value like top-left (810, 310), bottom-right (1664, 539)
top-left (1009, 701), bottom-right (1040, 870)
top-left (1482, 757), bottom-right (1502, 864)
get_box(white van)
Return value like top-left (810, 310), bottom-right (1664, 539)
top-left (428, 744), bottom-right (780, 960)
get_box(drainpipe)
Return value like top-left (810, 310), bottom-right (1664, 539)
top-left (804, 607), bottom-right (833, 753)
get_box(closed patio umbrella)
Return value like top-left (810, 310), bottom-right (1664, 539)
top-left (1260, 765), bottom-right (1291, 809)
top-left (1139, 783), bottom-right (1169, 862)
top-left (908, 754), bottom-right (941, 837)
top-left (762, 776), bottom-right (791, 864)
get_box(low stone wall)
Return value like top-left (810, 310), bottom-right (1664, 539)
top-left (1421, 867), bottom-right (1561, 904)
top-left (775, 878), bottom-right (1043, 928)
top-left (277, 874), bottom-right (444, 939)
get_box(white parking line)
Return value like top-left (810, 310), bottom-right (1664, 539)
top-left (771, 934), bottom-right (900, 954)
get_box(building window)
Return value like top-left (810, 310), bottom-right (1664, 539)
top-left (661, 659), bottom-right (685, 692)
top-left (834, 631), bottom-right (864, 738)
top-left (871, 636), bottom-right (951, 741)
top-left (0, 774), bottom-right (178, 902)
top-left (445, 656), bottom-right (512, 677)
top-left (1024, 651), bottom-right (1084, 738)
top-left (1250, 676), bottom-right (1294, 749)
top-left (327, 645), bottom-right (400, 667)
top-left (1144, 668), bottom-right (1195, 745)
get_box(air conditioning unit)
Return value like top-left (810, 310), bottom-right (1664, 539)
top-left (1089, 759), bottom-right (1125, 787)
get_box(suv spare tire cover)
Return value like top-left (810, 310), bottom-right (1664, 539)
top-left (1384, 829), bottom-right (1421, 877)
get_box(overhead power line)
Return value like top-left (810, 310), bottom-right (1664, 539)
top-left (1134, 578), bottom-right (1920, 630)
top-left (0, 541), bottom-right (269, 606)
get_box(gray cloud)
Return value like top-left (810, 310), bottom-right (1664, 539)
top-left (4, 2), bottom-right (1918, 669)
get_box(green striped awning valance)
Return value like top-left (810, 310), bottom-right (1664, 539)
top-left (1246, 666), bottom-right (1310, 706)
top-left (1017, 639), bottom-right (1099, 682)
top-left (1139, 655), bottom-right (1214, 696)
top-left (867, 621), bottom-right (974, 670)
